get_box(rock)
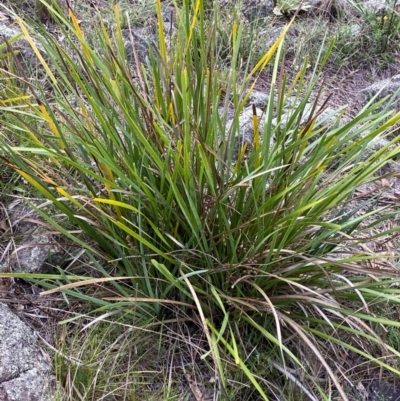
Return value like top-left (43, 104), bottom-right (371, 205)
top-left (123, 5), bottom-right (177, 67)
top-left (0, 201), bottom-right (64, 274)
top-left (271, 96), bottom-right (342, 129)
top-left (264, 26), bottom-right (287, 48)
top-left (360, 74), bottom-right (400, 112)
top-left (222, 91), bottom-right (345, 163)
top-left (220, 91), bottom-right (270, 163)
top-left (251, 24), bottom-right (299, 58)
top-left (247, 90), bottom-right (270, 108)
top-left (335, 21), bottom-right (363, 38)
top-left (226, 105), bottom-right (267, 161)
top-left (0, 10), bottom-right (47, 73)
top-left (240, 0), bottom-right (275, 21)
top-left (0, 303), bottom-right (55, 401)
top-left (307, 0), bottom-right (327, 10)
top-left (123, 25), bottom-right (154, 66)
top-left (223, 87), bottom-right (397, 171)
top-left (231, 0), bottom-right (399, 17)
top-left (8, 233), bottom-right (64, 274)
top-left (368, 380), bottom-right (400, 401)
top-left (35, 0), bottom-right (62, 21)
top-left (358, 0), bottom-right (399, 15)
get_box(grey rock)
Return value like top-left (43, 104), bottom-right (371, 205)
top-left (360, 74), bottom-right (400, 111)
top-left (272, 96), bottom-right (343, 129)
top-left (311, 0), bottom-right (400, 15)
top-left (368, 380), bottom-right (400, 401)
top-left (307, 0), bottom-right (326, 10)
top-left (226, 105), bottom-right (267, 160)
top-left (161, 5), bottom-right (177, 27)
top-left (0, 10), bottom-right (47, 72)
top-left (223, 89), bottom-right (396, 170)
top-left (240, 0), bottom-right (275, 21)
top-left (359, 0), bottom-right (398, 15)
top-left (263, 26), bottom-right (287, 50)
top-left (358, 135), bottom-right (399, 168)
top-left (251, 24), bottom-right (299, 58)
top-left (247, 90), bottom-right (270, 108)
top-left (0, 201), bottom-right (64, 274)
top-left (123, 25), bottom-right (154, 65)
top-left (223, 94), bottom-right (342, 163)
top-left (0, 303), bottom-right (54, 401)
top-left (8, 232), bottom-right (64, 273)
top-left (218, 104), bottom-right (235, 121)
top-left (335, 21), bottom-right (363, 38)
top-left (123, 5), bottom-right (177, 67)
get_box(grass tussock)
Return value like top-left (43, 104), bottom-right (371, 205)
top-left (1, 1), bottom-right (400, 400)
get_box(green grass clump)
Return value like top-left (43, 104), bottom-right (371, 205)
top-left (332, 0), bottom-right (400, 68)
top-left (1, 1), bottom-right (400, 399)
